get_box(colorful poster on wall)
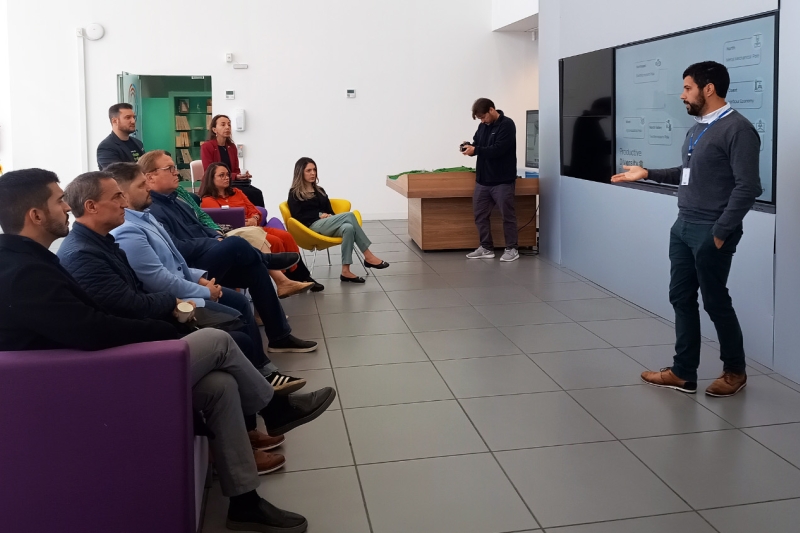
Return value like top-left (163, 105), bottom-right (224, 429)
top-left (118, 72), bottom-right (143, 140)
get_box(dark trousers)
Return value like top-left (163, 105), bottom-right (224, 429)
top-left (234, 182), bottom-right (265, 208)
top-left (205, 288), bottom-right (272, 371)
top-left (192, 237), bottom-right (291, 343)
top-left (669, 218), bottom-right (746, 382)
top-left (473, 182), bottom-right (518, 249)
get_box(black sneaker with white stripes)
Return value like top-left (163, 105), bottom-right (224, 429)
top-left (265, 372), bottom-right (307, 395)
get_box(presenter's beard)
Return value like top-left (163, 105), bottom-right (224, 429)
top-left (684, 94), bottom-right (705, 116)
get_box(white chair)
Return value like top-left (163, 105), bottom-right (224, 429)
top-left (190, 160), bottom-right (204, 193)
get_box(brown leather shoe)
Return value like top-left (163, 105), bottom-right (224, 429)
top-left (248, 430), bottom-right (285, 451)
top-left (641, 367), bottom-right (697, 394)
top-left (254, 450), bottom-right (286, 475)
top-left (705, 372), bottom-right (747, 397)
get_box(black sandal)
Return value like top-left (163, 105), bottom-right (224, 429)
top-left (363, 260), bottom-right (390, 269)
top-left (340, 274), bottom-right (366, 283)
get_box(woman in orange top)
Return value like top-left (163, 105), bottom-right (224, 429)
top-left (200, 162), bottom-right (323, 292)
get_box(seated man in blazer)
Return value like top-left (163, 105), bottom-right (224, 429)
top-left (96, 103), bottom-right (145, 170)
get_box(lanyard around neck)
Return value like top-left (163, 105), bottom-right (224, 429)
top-left (688, 108), bottom-right (732, 159)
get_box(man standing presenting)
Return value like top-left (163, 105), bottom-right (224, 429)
top-left (462, 98), bottom-right (519, 262)
top-left (612, 61), bottom-right (762, 397)
top-left (97, 103), bottom-right (145, 170)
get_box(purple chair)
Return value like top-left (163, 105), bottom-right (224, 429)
top-left (203, 207), bottom-right (246, 229)
top-left (0, 340), bottom-right (206, 533)
top-left (256, 207), bottom-right (286, 230)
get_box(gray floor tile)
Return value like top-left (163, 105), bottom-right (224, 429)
top-left (692, 375), bottom-right (800, 427)
top-left (376, 273), bottom-right (450, 292)
top-left (333, 361), bottom-right (452, 408)
top-left (358, 454), bottom-right (538, 533)
top-left (701, 499), bottom-right (800, 533)
top-left (769, 373), bottom-right (800, 392)
top-left (282, 313), bottom-right (323, 339)
top-left (433, 354), bottom-right (560, 398)
top-left (497, 442), bottom-right (689, 528)
top-left (345, 400), bottom-right (487, 464)
top-left (414, 327), bottom-right (522, 360)
top-left (399, 306), bottom-right (493, 332)
top-left (742, 423), bottom-right (800, 468)
top-left (327, 333), bottom-right (428, 367)
top-left (545, 512), bottom-right (716, 533)
top-left (386, 288), bottom-right (469, 310)
top-left (745, 357), bottom-right (774, 374)
top-left (570, 385), bottom-right (732, 439)
top-left (202, 467), bottom-right (370, 533)
top-left (625, 430), bottom-right (800, 509)
top-left (501, 323), bottom-right (611, 354)
top-left (445, 271), bottom-right (519, 288)
top-left (372, 261), bottom-right (434, 276)
top-left (528, 348), bottom-right (647, 390)
top-left (278, 292), bottom-right (318, 316)
top-left (580, 318), bottom-right (676, 347)
top-left (364, 226), bottom-right (393, 236)
top-left (267, 338), bottom-right (331, 371)
top-left (316, 279), bottom-right (385, 294)
top-left (271, 410), bottom-right (353, 472)
top-left (548, 298), bottom-right (649, 322)
top-left (306, 263), bottom-right (363, 279)
top-left (320, 310), bottom-right (409, 338)
top-left (503, 265), bottom-right (581, 285)
top-left (367, 241), bottom-right (411, 253)
top-left (461, 392), bottom-right (613, 451)
top-left (621, 343), bottom-right (765, 380)
top-left (370, 250), bottom-right (423, 263)
top-left (475, 302), bottom-right (572, 327)
top-left (287, 368), bottom-right (341, 410)
top-left (369, 233), bottom-right (403, 243)
top-left (427, 258), bottom-right (500, 274)
top-left (314, 291), bottom-right (396, 315)
top-left (528, 281), bottom-right (611, 302)
top-left (455, 284), bottom-right (541, 305)
top-left (414, 250), bottom-right (473, 261)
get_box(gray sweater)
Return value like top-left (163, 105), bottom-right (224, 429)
top-left (647, 109), bottom-right (762, 240)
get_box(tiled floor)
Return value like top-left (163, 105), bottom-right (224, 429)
top-left (202, 220), bottom-right (800, 533)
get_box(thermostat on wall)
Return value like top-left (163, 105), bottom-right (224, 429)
top-left (226, 90), bottom-right (235, 100)
top-left (346, 89), bottom-right (356, 98)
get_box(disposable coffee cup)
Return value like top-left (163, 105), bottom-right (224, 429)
top-left (176, 302), bottom-right (194, 323)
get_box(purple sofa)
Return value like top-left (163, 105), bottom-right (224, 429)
top-left (0, 340), bottom-right (207, 533)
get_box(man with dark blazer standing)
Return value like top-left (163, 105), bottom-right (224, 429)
top-left (96, 103), bottom-right (145, 170)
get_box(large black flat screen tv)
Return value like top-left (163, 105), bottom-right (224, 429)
top-left (560, 48), bottom-right (614, 182)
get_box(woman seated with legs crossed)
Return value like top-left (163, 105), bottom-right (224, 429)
top-left (200, 162), bottom-right (324, 292)
top-left (287, 157), bottom-right (389, 283)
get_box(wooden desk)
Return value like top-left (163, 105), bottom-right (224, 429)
top-left (386, 171), bottom-right (539, 251)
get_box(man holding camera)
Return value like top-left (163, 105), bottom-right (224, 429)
top-left (461, 98), bottom-right (519, 262)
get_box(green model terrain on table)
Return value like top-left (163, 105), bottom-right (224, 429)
top-left (386, 167), bottom-right (476, 180)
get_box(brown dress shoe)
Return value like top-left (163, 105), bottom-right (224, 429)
top-left (641, 368), bottom-right (697, 393)
top-left (254, 450), bottom-right (286, 475)
top-left (705, 372), bottom-right (747, 397)
top-left (248, 430), bottom-right (285, 451)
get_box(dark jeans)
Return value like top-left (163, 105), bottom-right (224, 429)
top-left (192, 237), bottom-right (291, 343)
top-left (473, 182), bottom-right (518, 249)
top-left (234, 182), bottom-right (265, 208)
top-left (205, 288), bottom-right (273, 371)
top-left (669, 218), bottom-right (746, 382)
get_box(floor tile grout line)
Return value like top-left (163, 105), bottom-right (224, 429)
top-left (734, 425), bottom-right (800, 473)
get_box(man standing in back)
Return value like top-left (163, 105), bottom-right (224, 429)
top-left (97, 103), bottom-right (145, 170)
top-left (612, 61), bottom-right (762, 397)
top-left (462, 98), bottom-right (519, 262)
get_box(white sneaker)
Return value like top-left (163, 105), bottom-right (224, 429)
top-left (466, 246), bottom-right (495, 259)
top-left (500, 248), bottom-right (519, 262)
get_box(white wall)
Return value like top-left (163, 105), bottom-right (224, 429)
top-left (0, 0), bottom-right (12, 174)
top-left (492, 0), bottom-right (539, 30)
top-left (4, 0), bottom-right (538, 220)
top-left (538, 0), bottom-right (790, 375)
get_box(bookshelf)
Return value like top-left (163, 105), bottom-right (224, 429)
top-left (171, 92), bottom-right (212, 182)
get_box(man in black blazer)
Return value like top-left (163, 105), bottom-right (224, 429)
top-left (96, 103), bottom-right (146, 170)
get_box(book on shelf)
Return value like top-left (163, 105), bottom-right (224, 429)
top-left (206, 114), bottom-right (212, 130)
top-left (178, 169), bottom-right (192, 181)
top-left (175, 116), bottom-right (191, 130)
top-left (175, 131), bottom-right (191, 147)
top-left (180, 149), bottom-right (193, 163)
top-left (178, 99), bottom-right (190, 113)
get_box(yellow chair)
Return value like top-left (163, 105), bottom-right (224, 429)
top-left (278, 199), bottom-right (367, 274)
